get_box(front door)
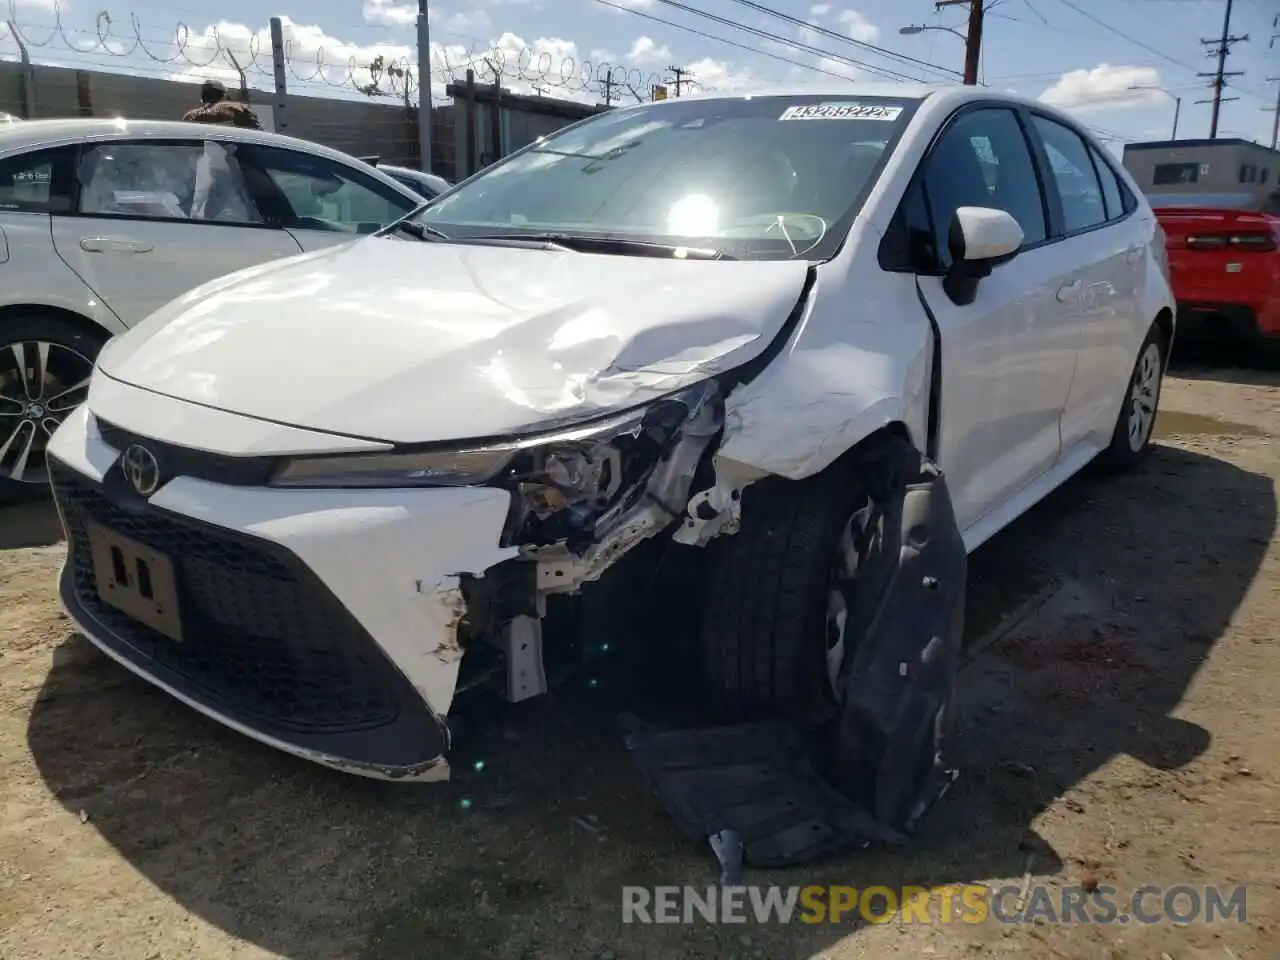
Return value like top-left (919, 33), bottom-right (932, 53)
top-left (912, 106), bottom-right (1081, 532)
top-left (50, 139), bottom-right (303, 326)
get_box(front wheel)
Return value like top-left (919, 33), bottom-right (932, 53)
top-left (1096, 323), bottom-right (1167, 474)
top-left (0, 315), bottom-right (106, 503)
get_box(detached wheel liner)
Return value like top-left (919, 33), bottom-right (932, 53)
top-left (625, 434), bottom-right (969, 867)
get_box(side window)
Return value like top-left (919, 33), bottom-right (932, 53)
top-left (923, 108), bottom-right (1047, 268)
top-left (240, 146), bottom-right (416, 234)
top-left (0, 147), bottom-right (75, 213)
top-left (1153, 162), bottom-right (1198, 186)
top-left (77, 141), bottom-right (262, 224)
top-left (1088, 144), bottom-right (1125, 222)
top-left (1030, 115), bottom-right (1106, 234)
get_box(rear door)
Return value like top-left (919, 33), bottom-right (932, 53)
top-left (49, 139), bottom-right (304, 326)
top-left (911, 105), bottom-right (1079, 532)
top-left (1024, 114), bottom-right (1144, 454)
top-left (232, 144), bottom-right (421, 253)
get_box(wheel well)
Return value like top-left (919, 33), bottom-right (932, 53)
top-left (0, 303), bottom-right (114, 343)
top-left (831, 421), bottom-right (915, 471)
top-left (1153, 307), bottom-right (1174, 355)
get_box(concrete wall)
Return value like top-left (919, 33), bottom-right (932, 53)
top-left (0, 60), bottom-right (595, 181)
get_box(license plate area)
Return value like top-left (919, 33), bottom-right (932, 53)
top-left (87, 521), bottom-right (184, 642)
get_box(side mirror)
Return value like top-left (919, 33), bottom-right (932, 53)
top-left (943, 206), bottom-right (1024, 306)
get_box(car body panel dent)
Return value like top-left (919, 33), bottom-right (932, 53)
top-left (96, 236), bottom-right (812, 445)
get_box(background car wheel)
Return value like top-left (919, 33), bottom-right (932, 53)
top-left (701, 461), bottom-right (882, 729)
top-left (0, 315), bottom-right (106, 504)
top-left (1096, 322), bottom-right (1168, 474)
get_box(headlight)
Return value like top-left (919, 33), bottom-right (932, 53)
top-left (270, 447), bottom-right (515, 488)
top-left (269, 382), bottom-right (721, 549)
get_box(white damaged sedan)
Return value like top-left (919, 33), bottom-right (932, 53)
top-left (46, 85), bottom-right (1174, 791)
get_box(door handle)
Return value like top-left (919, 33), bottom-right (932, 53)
top-left (1125, 243), bottom-right (1144, 263)
top-left (1055, 279), bottom-right (1083, 303)
top-left (79, 237), bottom-right (154, 254)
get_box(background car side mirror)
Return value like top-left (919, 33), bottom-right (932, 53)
top-left (943, 206), bottom-right (1024, 306)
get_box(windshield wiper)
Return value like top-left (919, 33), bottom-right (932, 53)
top-left (392, 219), bottom-right (450, 241)
top-left (465, 232), bottom-right (735, 260)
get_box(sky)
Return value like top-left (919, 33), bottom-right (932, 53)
top-left (2, 0), bottom-right (1278, 151)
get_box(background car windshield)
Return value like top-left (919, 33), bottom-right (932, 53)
top-left (418, 96), bottom-right (916, 260)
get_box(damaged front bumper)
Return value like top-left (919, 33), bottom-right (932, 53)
top-left (46, 405), bottom-right (524, 781)
top-left (43, 379), bottom-right (731, 781)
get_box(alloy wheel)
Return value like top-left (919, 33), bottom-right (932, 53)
top-left (1126, 341), bottom-right (1162, 453)
top-left (0, 341), bottom-right (94, 485)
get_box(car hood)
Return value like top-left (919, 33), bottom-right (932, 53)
top-left (96, 237), bottom-right (811, 444)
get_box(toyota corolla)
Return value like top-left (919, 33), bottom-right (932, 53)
top-left (43, 86), bottom-right (1174, 825)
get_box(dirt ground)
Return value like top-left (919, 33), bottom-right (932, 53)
top-left (1, 358), bottom-right (1278, 960)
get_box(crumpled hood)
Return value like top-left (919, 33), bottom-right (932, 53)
top-left (97, 237), bottom-right (810, 444)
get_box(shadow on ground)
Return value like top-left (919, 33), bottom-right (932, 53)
top-left (24, 442), bottom-right (1275, 960)
top-left (0, 498), bottom-right (61, 550)
top-left (1170, 338), bottom-right (1280, 386)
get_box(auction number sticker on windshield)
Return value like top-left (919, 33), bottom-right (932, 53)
top-left (778, 102), bottom-right (902, 121)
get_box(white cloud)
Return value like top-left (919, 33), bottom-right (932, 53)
top-left (601, 0), bottom-right (655, 11)
top-left (675, 55), bottom-right (758, 94)
top-left (363, 1), bottom-right (417, 27)
top-left (1038, 63), bottom-right (1164, 112)
top-left (810, 4), bottom-right (832, 16)
top-left (627, 36), bottom-right (671, 66)
top-left (441, 10), bottom-right (494, 35)
top-left (837, 9), bottom-right (879, 43)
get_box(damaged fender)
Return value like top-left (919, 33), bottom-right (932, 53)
top-left (624, 435), bottom-right (966, 868)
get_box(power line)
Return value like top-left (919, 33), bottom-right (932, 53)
top-left (1196, 0), bottom-right (1248, 138)
top-left (714, 0), bottom-right (963, 78)
top-left (642, 0), bottom-right (942, 83)
top-left (589, 0), bottom-right (889, 86)
top-left (1047, 0), bottom-right (1271, 105)
top-left (668, 65), bottom-right (692, 96)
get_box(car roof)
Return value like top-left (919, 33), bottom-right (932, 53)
top-left (0, 117), bottom-right (423, 200)
top-left (607, 84), bottom-right (1078, 126)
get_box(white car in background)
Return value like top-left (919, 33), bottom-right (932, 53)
top-left (45, 87), bottom-right (1174, 809)
top-left (0, 118), bottom-right (424, 498)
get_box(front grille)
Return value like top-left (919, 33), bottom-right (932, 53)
top-left (50, 460), bottom-right (404, 735)
top-left (95, 417), bottom-right (279, 487)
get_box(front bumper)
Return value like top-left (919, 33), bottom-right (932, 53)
top-left (46, 404), bottom-right (516, 781)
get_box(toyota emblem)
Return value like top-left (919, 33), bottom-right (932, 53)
top-left (120, 443), bottom-right (161, 497)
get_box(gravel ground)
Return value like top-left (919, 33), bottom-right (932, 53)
top-left (1, 362), bottom-right (1277, 960)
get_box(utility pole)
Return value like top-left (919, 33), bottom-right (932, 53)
top-left (935, 0), bottom-right (983, 85)
top-left (416, 0), bottom-right (433, 173)
top-left (1266, 77), bottom-right (1280, 150)
top-left (668, 65), bottom-right (692, 96)
top-left (601, 68), bottom-right (619, 106)
top-left (1196, 0), bottom-right (1248, 139)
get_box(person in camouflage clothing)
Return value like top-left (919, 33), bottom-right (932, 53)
top-left (183, 79), bottom-right (263, 129)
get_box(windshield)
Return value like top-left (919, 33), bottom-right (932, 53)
top-left (415, 95), bottom-right (918, 261)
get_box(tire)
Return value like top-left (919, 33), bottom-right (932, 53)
top-left (701, 460), bottom-right (879, 729)
top-left (0, 314), bottom-right (107, 504)
top-left (1095, 321), bottom-right (1168, 474)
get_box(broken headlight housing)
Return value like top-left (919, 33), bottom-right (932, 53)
top-left (269, 381), bottom-right (721, 551)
